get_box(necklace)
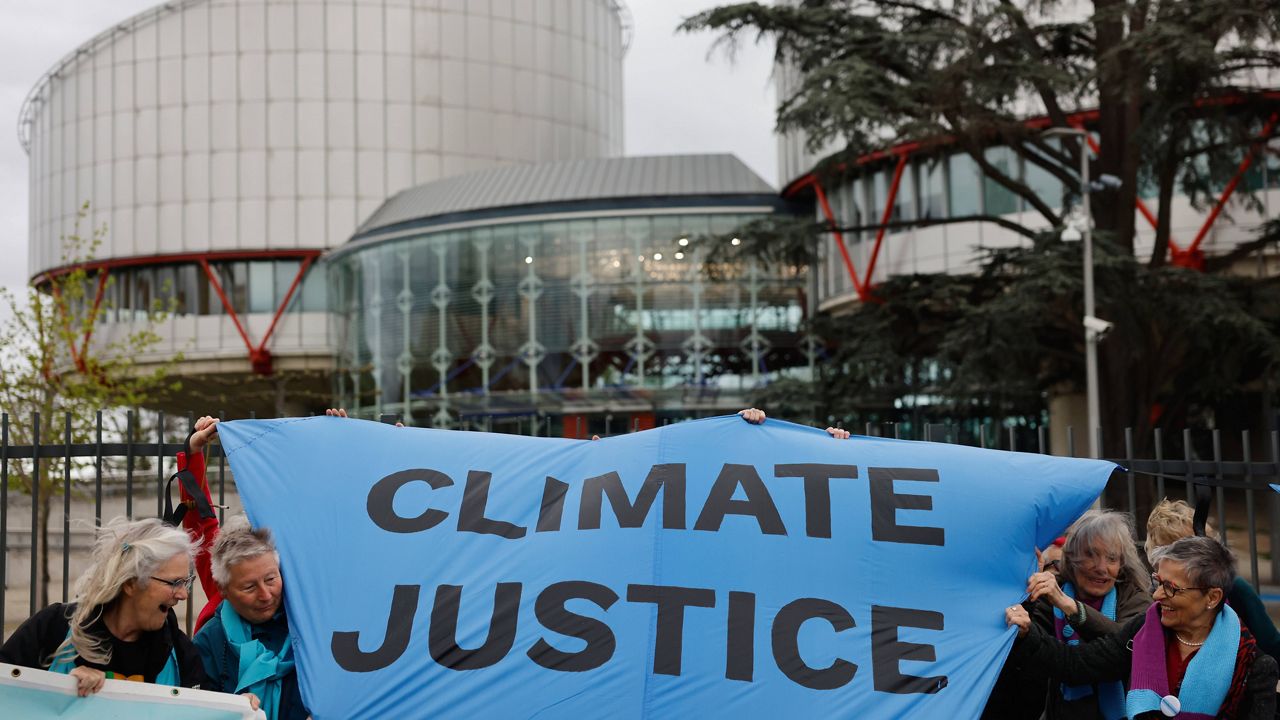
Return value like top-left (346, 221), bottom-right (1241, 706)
top-left (1174, 632), bottom-right (1206, 647)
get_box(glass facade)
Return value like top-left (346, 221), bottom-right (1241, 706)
top-left (329, 209), bottom-right (812, 430)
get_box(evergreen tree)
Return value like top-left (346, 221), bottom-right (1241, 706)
top-left (682, 1), bottom-right (1280, 448)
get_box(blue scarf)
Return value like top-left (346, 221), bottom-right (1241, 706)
top-left (1126, 602), bottom-right (1240, 720)
top-left (1053, 583), bottom-right (1125, 720)
top-left (220, 600), bottom-right (295, 720)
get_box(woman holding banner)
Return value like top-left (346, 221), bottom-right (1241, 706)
top-left (985, 510), bottom-right (1152, 719)
top-left (1007, 536), bottom-right (1278, 719)
top-left (1029, 510), bottom-right (1153, 719)
top-left (0, 518), bottom-right (208, 696)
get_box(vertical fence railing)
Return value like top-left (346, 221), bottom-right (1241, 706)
top-left (0, 411), bottom-right (236, 638)
top-left (856, 419), bottom-right (1280, 592)
top-left (29, 411), bottom-right (39, 616)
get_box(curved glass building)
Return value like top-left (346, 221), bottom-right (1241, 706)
top-left (328, 154), bottom-right (809, 433)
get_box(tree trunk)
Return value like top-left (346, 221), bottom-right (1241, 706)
top-left (1150, 129), bottom-right (1181, 267)
top-left (1091, 0), bottom-right (1141, 256)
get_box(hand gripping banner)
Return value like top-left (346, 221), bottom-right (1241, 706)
top-left (0, 662), bottom-right (261, 719)
top-left (217, 416), bottom-right (1115, 719)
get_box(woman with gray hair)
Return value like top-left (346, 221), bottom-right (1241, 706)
top-left (995, 510), bottom-right (1153, 719)
top-left (0, 518), bottom-right (208, 696)
top-left (1145, 498), bottom-right (1280, 662)
top-left (1007, 536), bottom-right (1278, 718)
top-left (195, 517), bottom-right (308, 720)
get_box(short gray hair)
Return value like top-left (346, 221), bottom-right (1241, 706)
top-left (1150, 536), bottom-right (1235, 594)
top-left (210, 517), bottom-right (278, 587)
top-left (1062, 509), bottom-right (1147, 589)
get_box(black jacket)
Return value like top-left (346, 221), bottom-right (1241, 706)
top-left (984, 578), bottom-right (1152, 720)
top-left (0, 602), bottom-right (207, 688)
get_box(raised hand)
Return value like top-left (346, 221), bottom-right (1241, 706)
top-left (189, 416), bottom-right (220, 453)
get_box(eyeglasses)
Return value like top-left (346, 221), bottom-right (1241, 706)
top-left (1150, 573), bottom-right (1209, 598)
top-left (150, 575), bottom-right (196, 594)
top-left (1042, 559), bottom-right (1062, 572)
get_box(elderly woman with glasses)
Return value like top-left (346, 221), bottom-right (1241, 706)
top-left (1007, 536), bottom-right (1278, 719)
top-left (0, 518), bottom-right (208, 697)
top-left (986, 510), bottom-right (1153, 719)
top-left (1146, 498), bottom-right (1280, 663)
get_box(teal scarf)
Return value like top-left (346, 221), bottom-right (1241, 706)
top-left (220, 600), bottom-right (295, 720)
top-left (1052, 583), bottom-right (1125, 720)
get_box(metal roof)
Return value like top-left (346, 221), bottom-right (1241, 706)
top-left (354, 154), bottom-right (778, 237)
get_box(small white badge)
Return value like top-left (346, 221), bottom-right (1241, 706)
top-left (1160, 694), bottom-right (1181, 716)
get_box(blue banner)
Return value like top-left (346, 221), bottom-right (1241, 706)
top-left (218, 416), bottom-right (1114, 719)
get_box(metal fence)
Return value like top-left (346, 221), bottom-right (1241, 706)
top-left (2, 411), bottom-right (1278, 641)
top-left (877, 420), bottom-right (1280, 592)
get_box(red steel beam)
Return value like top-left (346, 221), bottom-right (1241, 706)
top-left (782, 92), bottom-right (1280, 273)
top-left (197, 258), bottom-right (255, 356)
top-left (76, 270), bottom-right (111, 371)
top-left (862, 153), bottom-right (909, 295)
top-left (32, 248), bottom-right (323, 286)
top-left (36, 250), bottom-right (324, 378)
top-left (808, 177), bottom-right (865, 298)
top-left (1176, 112), bottom-right (1280, 269)
top-left (255, 256), bottom-right (314, 358)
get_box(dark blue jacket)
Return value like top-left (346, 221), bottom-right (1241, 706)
top-left (193, 601), bottom-right (308, 720)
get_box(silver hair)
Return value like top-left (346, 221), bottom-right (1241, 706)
top-left (1061, 509), bottom-right (1148, 589)
top-left (210, 516), bottom-right (279, 587)
top-left (53, 518), bottom-right (195, 666)
top-left (1149, 535), bottom-right (1236, 594)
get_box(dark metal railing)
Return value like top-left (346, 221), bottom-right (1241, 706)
top-left (873, 420), bottom-right (1280, 592)
top-left (0, 409), bottom-right (234, 639)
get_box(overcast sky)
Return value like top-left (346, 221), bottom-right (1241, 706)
top-left (0, 0), bottom-right (777, 290)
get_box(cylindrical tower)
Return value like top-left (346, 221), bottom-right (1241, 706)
top-left (20, 0), bottom-right (627, 413)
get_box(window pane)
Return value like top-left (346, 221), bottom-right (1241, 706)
top-left (174, 264), bottom-right (196, 315)
top-left (890, 162), bottom-right (915, 228)
top-left (871, 170), bottom-right (886, 227)
top-left (219, 261), bottom-right (248, 314)
top-left (199, 264), bottom-right (217, 315)
top-left (134, 268), bottom-right (153, 320)
top-left (118, 270), bottom-right (132, 315)
top-left (844, 176), bottom-right (863, 241)
top-left (918, 157), bottom-right (946, 220)
top-left (948, 153), bottom-right (981, 216)
top-left (983, 146), bottom-right (1020, 216)
top-left (1024, 140), bottom-right (1064, 212)
top-left (249, 261), bottom-right (275, 313)
top-left (300, 265), bottom-right (327, 311)
top-left (154, 265), bottom-right (175, 313)
top-left (274, 260), bottom-right (301, 309)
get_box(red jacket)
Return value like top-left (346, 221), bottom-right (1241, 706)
top-left (176, 447), bottom-right (222, 632)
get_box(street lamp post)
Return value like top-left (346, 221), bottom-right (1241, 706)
top-left (1043, 127), bottom-right (1101, 460)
